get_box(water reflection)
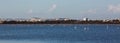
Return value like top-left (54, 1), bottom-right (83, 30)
top-left (0, 24), bottom-right (120, 43)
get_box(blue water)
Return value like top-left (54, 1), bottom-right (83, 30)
top-left (0, 24), bottom-right (120, 43)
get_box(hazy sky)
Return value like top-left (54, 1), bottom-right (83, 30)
top-left (0, 0), bottom-right (120, 19)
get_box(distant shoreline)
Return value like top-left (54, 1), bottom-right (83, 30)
top-left (0, 21), bottom-right (120, 24)
top-left (0, 18), bottom-right (120, 24)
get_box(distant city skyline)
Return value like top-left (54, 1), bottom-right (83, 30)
top-left (0, 0), bottom-right (120, 19)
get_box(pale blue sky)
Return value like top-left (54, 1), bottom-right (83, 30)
top-left (0, 0), bottom-right (120, 19)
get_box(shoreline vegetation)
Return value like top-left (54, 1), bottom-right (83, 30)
top-left (0, 18), bottom-right (120, 24)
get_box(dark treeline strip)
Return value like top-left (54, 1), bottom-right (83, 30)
top-left (1, 20), bottom-right (120, 24)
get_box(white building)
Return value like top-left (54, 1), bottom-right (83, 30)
top-left (103, 19), bottom-right (110, 22)
top-left (55, 18), bottom-right (70, 21)
top-left (30, 17), bottom-right (45, 22)
top-left (83, 18), bottom-right (89, 21)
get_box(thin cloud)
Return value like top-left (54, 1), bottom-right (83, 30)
top-left (108, 4), bottom-right (120, 13)
top-left (48, 4), bottom-right (57, 12)
top-left (80, 9), bottom-right (97, 14)
top-left (27, 9), bottom-right (33, 14)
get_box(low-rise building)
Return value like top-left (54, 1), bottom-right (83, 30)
top-left (83, 18), bottom-right (89, 21)
top-left (103, 19), bottom-right (110, 22)
top-left (29, 17), bottom-right (45, 22)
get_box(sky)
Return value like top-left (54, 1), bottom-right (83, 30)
top-left (0, 0), bottom-right (120, 19)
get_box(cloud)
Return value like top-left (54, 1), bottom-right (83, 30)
top-left (80, 9), bottom-right (97, 14)
top-left (48, 4), bottom-right (57, 12)
top-left (108, 4), bottom-right (120, 13)
top-left (27, 9), bottom-right (33, 14)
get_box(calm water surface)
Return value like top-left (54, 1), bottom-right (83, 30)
top-left (0, 24), bottom-right (120, 43)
